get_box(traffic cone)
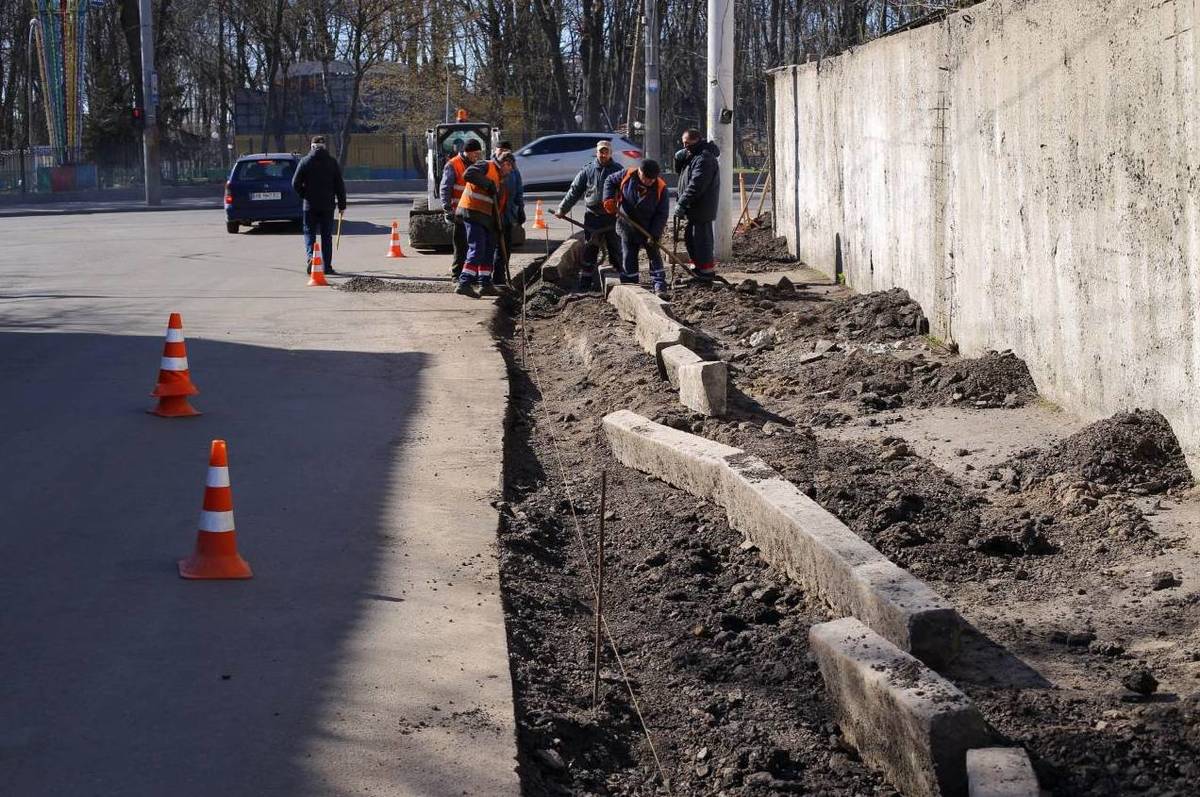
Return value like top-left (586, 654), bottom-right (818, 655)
top-left (179, 439), bottom-right (253, 580)
top-left (532, 200), bottom-right (548, 230)
top-left (150, 312), bottom-right (200, 417)
top-left (308, 240), bottom-right (329, 286)
top-left (386, 219), bottom-right (406, 258)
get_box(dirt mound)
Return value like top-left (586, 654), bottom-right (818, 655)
top-left (906, 351), bottom-right (1039, 409)
top-left (1003, 410), bottom-right (1192, 493)
top-left (338, 276), bottom-right (402, 292)
top-left (728, 213), bottom-right (797, 270)
top-left (812, 287), bottom-right (928, 343)
top-left (337, 275), bottom-right (449, 294)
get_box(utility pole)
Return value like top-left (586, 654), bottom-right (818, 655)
top-left (24, 19), bottom-right (36, 196)
top-left (643, 0), bottom-right (660, 163)
top-left (707, 0), bottom-right (734, 259)
top-left (139, 0), bottom-right (161, 205)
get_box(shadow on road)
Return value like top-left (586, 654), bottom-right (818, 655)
top-left (0, 329), bottom-right (491, 795)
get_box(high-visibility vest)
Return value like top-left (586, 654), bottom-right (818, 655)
top-left (458, 160), bottom-right (507, 217)
top-left (448, 155), bottom-right (469, 209)
top-left (620, 167), bottom-right (666, 202)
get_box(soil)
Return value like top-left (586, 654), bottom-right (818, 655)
top-left (338, 275), bottom-right (450, 293)
top-left (500, 266), bottom-right (1200, 796)
top-left (499, 343), bottom-right (893, 796)
top-left (725, 214), bottom-right (797, 271)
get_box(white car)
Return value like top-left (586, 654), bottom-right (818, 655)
top-left (516, 133), bottom-right (643, 190)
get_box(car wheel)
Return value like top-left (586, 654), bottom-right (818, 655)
top-left (226, 221), bottom-right (240, 234)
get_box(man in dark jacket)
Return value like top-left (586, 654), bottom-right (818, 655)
top-left (554, 140), bottom-right (622, 291)
top-left (492, 141), bottom-right (525, 287)
top-left (603, 159), bottom-right (669, 295)
top-left (440, 138), bottom-right (484, 279)
top-left (673, 128), bottom-right (721, 284)
top-left (292, 135), bottom-right (347, 275)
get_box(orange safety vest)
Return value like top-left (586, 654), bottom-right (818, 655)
top-left (605, 168), bottom-right (667, 215)
top-left (448, 155), bottom-right (469, 209)
top-left (457, 160), bottom-right (507, 217)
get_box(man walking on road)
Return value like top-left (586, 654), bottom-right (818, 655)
top-left (492, 141), bottom-right (525, 287)
top-left (673, 128), bottom-right (721, 285)
top-left (292, 135), bottom-right (347, 275)
top-left (603, 159), bottom-right (669, 295)
top-left (554, 140), bottom-right (622, 292)
top-left (455, 151), bottom-right (517, 299)
top-left (441, 139), bottom-right (484, 280)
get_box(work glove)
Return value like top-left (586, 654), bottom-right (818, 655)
top-left (673, 148), bottom-right (689, 173)
top-left (444, 212), bottom-right (455, 224)
top-left (673, 205), bottom-right (687, 222)
top-left (517, 209), bottom-right (527, 225)
top-left (337, 203), bottom-right (347, 214)
top-left (553, 208), bottom-right (567, 219)
top-left (602, 197), bottom-right (619, 216)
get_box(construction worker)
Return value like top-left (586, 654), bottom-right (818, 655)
top-left (553, 140), bottom-right (622, 291)
top-left (441, 139), bottom-right (483, 279)
top-left (602, 158), bottom-right (669, 295)
top-left (292, 135), bottom-right (347, 275)
top-left (492, 141), bottom-right (526, 287)
top-left (455, 151), bottom-right (516, 299)
top-left (673, 128), bottom-right (721, 285)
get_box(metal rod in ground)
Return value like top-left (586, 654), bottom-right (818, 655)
top-left (521, 268), bottom-right (528, 367)
top-left (592, 470), bottom-right (607, 711)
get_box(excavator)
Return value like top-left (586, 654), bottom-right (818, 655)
top-left (409, 110), bottom-right (526, 251)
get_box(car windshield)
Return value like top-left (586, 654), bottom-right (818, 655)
top-left (234, 159), bottom-right (295, 181)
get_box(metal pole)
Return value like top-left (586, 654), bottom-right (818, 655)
top-left (24, 20), bottom-right (36, 196)
top-left (139, 0), bottom-right (161, 205)
top-left (643, 0), bottom-right (660, 163)
top-left (707, 0), bottom-right (734, 259)
top-left (592, 471), bottom-right (606, 711)
top-left (444, 62), bottom-right (451, 124)
top-left (625, 14), bottom-right (642, 138)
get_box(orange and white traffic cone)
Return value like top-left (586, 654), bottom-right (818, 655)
top-left (308, 240), bottom-right (329, 286)
top-left (386, 219), bottom-right (406, 258)
top-left (532, 200), bottom-right (548, 230)
top-left (179, 439), bottom-right (253, 579)
top-left (150, 312), bottom-right (200, 417)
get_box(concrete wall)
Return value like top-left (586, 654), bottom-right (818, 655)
top-left (772, 0), bottom-right (1200, 476)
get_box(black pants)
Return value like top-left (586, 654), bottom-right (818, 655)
top-left (451, 218), bottom-right (468, 273)
top-left (581, 210), bottom-right (620, 278)
top-left (492, 222), bottom-right (513, 285)
top-left (303, 208), bottom-right (335, 270)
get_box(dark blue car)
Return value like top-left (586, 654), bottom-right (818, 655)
top-left (224, 153), bottom-right (303, 233)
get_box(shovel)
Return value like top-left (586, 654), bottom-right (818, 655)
top-left (335, 208), bottom-right (344, 251)
top-left (614, 209), bottom-right (731, 286)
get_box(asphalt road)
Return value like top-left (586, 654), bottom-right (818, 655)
top-left (0, 204), bottom-right (565, 795)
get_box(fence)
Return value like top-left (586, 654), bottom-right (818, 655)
top-left (0, 146), bottom-right (231, 195)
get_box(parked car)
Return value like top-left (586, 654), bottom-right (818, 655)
top-left (516, 133), bottom-right (642, 191)
top-left (224, 153), bottom-right (303, 233)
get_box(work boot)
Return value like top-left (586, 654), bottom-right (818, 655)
top-left (455, 282), bottom-right (478, 299)
top-left (325, 267), bottom-right (338, 276)
top-left (478, 283), bottom-right (500, 298)
top-left (576, 274), bottom-right (597, 293)
top-left (450, 264), bottom-right (463, 280)
top-left (652, 283), bottom-right (670, 299)
top-left (305, 257), bottom-right (312, 275)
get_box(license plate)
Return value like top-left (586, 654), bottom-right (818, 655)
top-left (251, 191), bottom-right (281, 201)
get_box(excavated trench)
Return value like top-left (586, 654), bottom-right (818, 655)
top-left (496, 223), bottom-right (1200, 796)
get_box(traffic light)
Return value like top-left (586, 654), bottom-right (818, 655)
top-left (131, 107), bottom-right (145, 130)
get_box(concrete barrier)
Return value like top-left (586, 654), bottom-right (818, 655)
top-left (811, 618), bottom-right (991, 797)
top-left (603, 410), bottom-right (961, 665)
top-left (660, 344), bottom-right (728, 416)
top-left (606, 284), bottom-right (696, 356)
top-left (966, 748), bottom-right (1040, 797)
top-left (541, 235), bottom-right (583, 284)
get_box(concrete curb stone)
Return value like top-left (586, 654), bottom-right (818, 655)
top-left (602, 409), bottom-right (961, 665)
top-left (810, 617), bottom-right (992, 797)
